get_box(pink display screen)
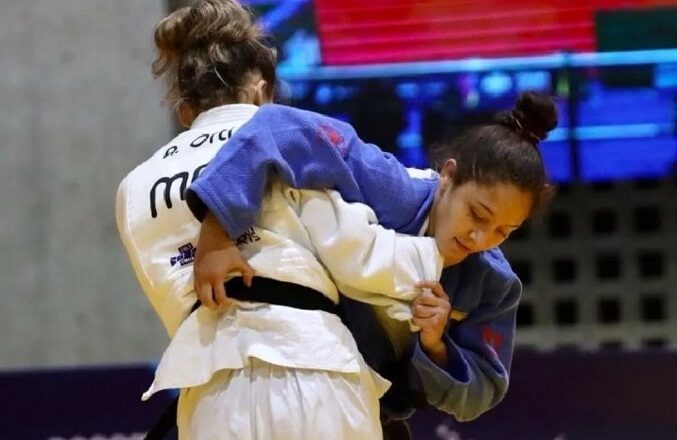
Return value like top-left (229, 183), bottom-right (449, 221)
top-left (314, 0), bottom-right (676, 65)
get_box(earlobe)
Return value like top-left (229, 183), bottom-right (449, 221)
top-left (442, 159), bottom-right (457, 178)
top-left (440, 159), bottom-right (457, 190)
top-left (176, 100), bottom-right (196, 128)
top-left (253, 79), bottom-right (270, 105)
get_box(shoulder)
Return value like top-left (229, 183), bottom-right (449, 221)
top-left (463, 248), bottom-right (521, 302)
top-left (478, 248), bottom-right (518, 284)
top-left (257, 104), bottom-right (356, 134)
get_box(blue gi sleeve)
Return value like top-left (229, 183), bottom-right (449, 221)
top-left (186, 104), bottom-right (436, 237)
top-left (409, 261), bottom-right (522, 421)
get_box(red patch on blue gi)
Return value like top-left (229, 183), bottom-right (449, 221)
top-left (481, 325), bottom-right (503, 352)
top-left (318, 124), bottom-right (347, 155)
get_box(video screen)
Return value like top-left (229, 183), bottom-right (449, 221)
top-left (254, 0), bottom-right (677, 182)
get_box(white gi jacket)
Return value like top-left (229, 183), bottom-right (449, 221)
top-left (116, 103), bottom-right (443, 401)
top-left (117, 104), bottom-right (443, 339)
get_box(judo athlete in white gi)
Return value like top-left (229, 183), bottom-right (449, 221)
top-left (117, 93), bottom-right (452, 439)
top-left (117, 2), bottom-right (451, 437)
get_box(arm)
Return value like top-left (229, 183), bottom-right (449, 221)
top-left (186, 104), bottom-right (436, 236)
top-left (193, 211), bottom-right (254, 308)
top-left (294, 187), bottom-right (443, 317)
top-left (409, 274), bottom-right (521, 421)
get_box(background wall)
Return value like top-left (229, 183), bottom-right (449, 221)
top-left (0, 0), bottom-right (172, 368)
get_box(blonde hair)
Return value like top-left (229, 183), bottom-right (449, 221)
top-left (152, 0), bottom-right (277, 111)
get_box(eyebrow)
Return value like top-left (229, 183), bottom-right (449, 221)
top-left (476, 201), bottom-right (521, 228)
top-left (476, 201), bottom-right (495, 217)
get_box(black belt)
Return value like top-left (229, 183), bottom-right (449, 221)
top-left (144, 277), bottom-right (336, 439)
top-left (224, 276), bottom-right (338, 314)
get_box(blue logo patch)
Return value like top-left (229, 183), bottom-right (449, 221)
top-left (170, 243), bottom-right (196, 267)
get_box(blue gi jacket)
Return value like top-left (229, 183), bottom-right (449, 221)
top-left (186, 104), bottom-right (522, 422)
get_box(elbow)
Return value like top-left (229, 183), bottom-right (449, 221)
top-left (436, 379), bottom-right (508, 422)
top-left (452, 397), bottom-right (499, 422)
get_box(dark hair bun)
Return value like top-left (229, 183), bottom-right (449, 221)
top-left (512, 91), bottom-right (558, 142)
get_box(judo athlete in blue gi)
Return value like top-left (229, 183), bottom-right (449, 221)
top-left (186, 91), bottom-right (558, 430)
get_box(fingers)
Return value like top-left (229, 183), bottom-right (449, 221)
top-left (212, 280), bottom-right (229, 308)
top-left (415, 281), bottom-right (448, 300)
top-left (411, 315), bottom-right (445, 329)
top-left (413, 294), bottom-right (447, 308)
top-left (412, 303), bottom-right (449, 319)
top-left (195, 262), bottom-right (254, 311)
top-left (415, 281), bottom-right (440, 289)
top-left (412, 304), bottom-right (436, 319)
top-left (412, 287), bottom-right (451, 323)
top-left (240, 261), bottom-right (255, 288)
top-left (198, 283), bottom-right (218, 309)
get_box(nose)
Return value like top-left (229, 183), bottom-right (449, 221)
top-left (468, 230), bottom-right (487, 249)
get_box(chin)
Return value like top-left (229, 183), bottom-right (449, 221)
top-left (444, 253), bottom-right (468, 267)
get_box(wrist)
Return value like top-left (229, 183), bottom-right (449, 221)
top-left (422, 339), bottom-right (446, 356)
top-left (204, 211), bottom-right (232, 241)
top-left (421, 337), bottom-right (448, 368)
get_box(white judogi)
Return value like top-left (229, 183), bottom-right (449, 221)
top-left (116, 104), bottom-right (443, 440)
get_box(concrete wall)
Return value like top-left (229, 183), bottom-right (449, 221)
top-left (0, 0), bottom-right (173, 368)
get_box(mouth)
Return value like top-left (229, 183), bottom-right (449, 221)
top-left (454, 238), bottom-right (472, 253)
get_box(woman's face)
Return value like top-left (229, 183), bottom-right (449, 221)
top-left (430, 160), bottom-right (534, 266)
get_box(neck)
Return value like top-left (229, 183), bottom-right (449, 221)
top-left (426, 194), bottom-right (440, 237)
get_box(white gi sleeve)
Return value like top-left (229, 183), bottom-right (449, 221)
top-left (116, 176), bottom-right (190, 337)
top-left (293, 187), bottom-right (444, 322)
top-left (115, 176), bottom-right (157, 300)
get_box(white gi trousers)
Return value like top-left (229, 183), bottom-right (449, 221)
top-left (177, 358), bottom-right (382, 439)
top-left (144, 303), bottom-right (390, 440)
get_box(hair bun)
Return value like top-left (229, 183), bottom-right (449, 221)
top-left (182, 0), bottom-right (261, 50)
top-left (511, 91), bottom-right (558, 142)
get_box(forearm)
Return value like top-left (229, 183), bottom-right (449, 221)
top-left (202, 210), bottom-right (232, 241)
top-left (187, 104), bottom-right (436, 237)
top-left (298, 189), bottom-right (442, 301)
top-left (410, 334), bottom-right (508, 421)
top-left (409, 278), bottom-right (521, 420)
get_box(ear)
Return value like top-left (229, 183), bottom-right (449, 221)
top-left (439, 159), bottom-right (457, 189)
top-left (176, 100), bottom-right (197, 128)
top-left (253, 79), bottom-right (272, 105)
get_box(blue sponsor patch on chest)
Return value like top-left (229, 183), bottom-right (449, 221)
top-left (170, 243), bottom-right (196, 267)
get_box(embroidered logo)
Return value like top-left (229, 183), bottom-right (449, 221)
top-left (318, 124), bottom-right (347, 156)
top-left (170, 243), bottom-right (196, 267)
top-left (480, 325), bottom-right (503, 352)
top-left (235, 227), bottom-right (261, 246)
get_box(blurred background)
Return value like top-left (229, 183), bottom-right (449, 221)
top-left (1, 0), bottom-right (676, 438)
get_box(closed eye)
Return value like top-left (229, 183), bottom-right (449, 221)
top-left (470, 208), bottom-right (490, 224)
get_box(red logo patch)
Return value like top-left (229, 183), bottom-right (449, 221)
top-left (481, 325), bottom-right (503, 352)
top-left (319, 124), bottom-right (344, 148)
